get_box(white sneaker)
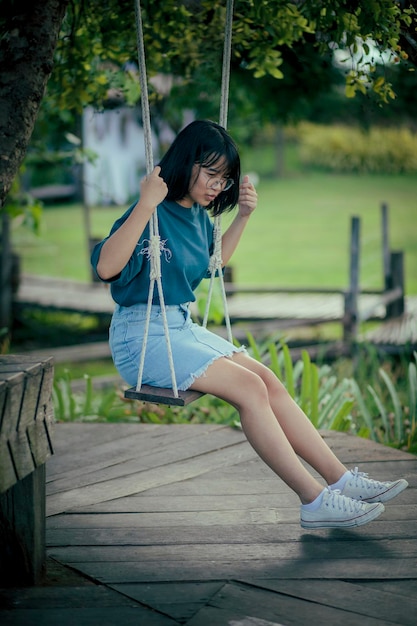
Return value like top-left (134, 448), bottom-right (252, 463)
top-left (300, 488), bottom-right (385, 529)
top-left (340, 467), bottom-right (408, 503)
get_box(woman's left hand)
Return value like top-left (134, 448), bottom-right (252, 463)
top-left (238, 175), bottom-right (257, 217)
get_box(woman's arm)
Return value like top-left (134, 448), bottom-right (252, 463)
top-left (221, 175), bottom-right (257, 266)
top-left (96, 167), bottom-right (168, 280)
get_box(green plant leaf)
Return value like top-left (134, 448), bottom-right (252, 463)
top-left (246, 331), bottom-right (262, 361)
top-left (350, 379), bottom-right (377, 440)
top-left (268, 343), bottom-right (282, 380)
top-left (310, 363), bottom-right (320, 428)
top-left (379, 368), bottom-right (404, 443)
top-left (367, 384), bottom-right (390, 443)
top-left (329, 399), bottom-right (354, 431)
top-left (281, 342), bottom-right (295, 398)
top-left (408, 361), bottom-right (417, 433)
top-left (300, 350), bottom-right (311, 414)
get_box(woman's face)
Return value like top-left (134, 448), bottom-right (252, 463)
top-left (179, 158), bottom-right (233, 208)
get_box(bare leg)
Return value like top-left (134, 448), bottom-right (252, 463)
top-left (190, 356), bottom-right (331, 504)
top-left (231, 352), bottom-right (347, 485)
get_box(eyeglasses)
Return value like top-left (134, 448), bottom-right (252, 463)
top-left (202, 169), bottom-right (234, 192)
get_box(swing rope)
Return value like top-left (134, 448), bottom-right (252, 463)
top-left (134, 0), bottom-right (234, 399)
top-left (134, 0), bottom-right (178, 397)
top-left (203, 0), bottom-right (234, 344)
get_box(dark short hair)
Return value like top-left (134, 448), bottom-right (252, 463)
top-left (158, 120), bottom-right (240, 216)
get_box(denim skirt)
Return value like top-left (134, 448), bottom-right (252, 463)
top-left (109, 303), bottom-right (246, 390)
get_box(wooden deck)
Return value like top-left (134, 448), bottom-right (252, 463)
top-left (14, 273), bottom-right (417, 351)
top-left (1, 424), bottom-right (416, 625)
top-left (17, 273), bottom-right (415, 322)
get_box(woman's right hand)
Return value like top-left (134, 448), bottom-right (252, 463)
top-left (139, 166), bottom-right (168, 212)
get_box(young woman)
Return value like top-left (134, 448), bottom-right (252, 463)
top-left (91, 120), bottom-right (408, 529)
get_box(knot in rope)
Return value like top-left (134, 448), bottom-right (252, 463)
top-left (149, 234), bottom-right (162, 280)
top-left (208, 220), bottom-right (223, 274)
top-left (139, 234), bottom-right (172, 280)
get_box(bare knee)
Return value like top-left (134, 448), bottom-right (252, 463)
top-left (231, 369), bottom-right (271, 412)
top-left (262, 367), bottom-right (289, 401)
top-left (231, 352), bottom-right (289, 402)
top-left (194, 362), bottom-right (270, 410)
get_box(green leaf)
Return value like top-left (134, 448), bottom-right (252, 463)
top-left (366, 384), bottom-right (390, 443)
top-left (329, 399), bottom-right (354, 431)
top-left (408, 361), bottom-right (417, 433)
top-left (246, 331), bottom-right (262, 361)
top-left (300, 350), bottom-right (311, 414)
top-left (83, 374), bottom-right (94, 416)
top-left (281, 342), bottom-right (295, 398)
top-left (310, 363), bottom-right (320, 428)
top-left (350, 379), bottom-right (377, 440)
top-left (379, 368), bottom-right (404, 443)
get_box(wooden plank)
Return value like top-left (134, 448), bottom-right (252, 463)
top-left (124, 385), bottom-right (204, 406)
top-left (46, 520), bottom-right (417, 547)
top-left (46, 424), bottom-right (231, 484)
top-left (0, 607), bottom-right (177, 626)
top-left (65, 556), bottom-right (417, 583)
top-left (48, 423), bottom-right (162, 458)
top-left (360, 579), bottom-right (417, 598)
top-left (27, 416), bottom-right (54, 467)
top-left (245, 578), bottom-right (417, 626)
top-left (0, 370), bottom-right (25, 440)
top-left (0, 585), bottom-right (143, 609)
top-left (47, 537), bottom-right (417, 565)
top-left (109, 582), bottom-right (223, 623)
top-left (63, 492), bottom-right (297, 513)
top-left (0, 443), bottom-right (17, 493)
top-left (46, 425), bottom-right (246, 494)
top-left (0, 359), bottom-right (54, 492)
top-left (46, 441), bottom-right (256, 516)
top-left (320, 430), bottom-right (417, 462)
top-left (185, 581), bottom-right (397, 626)
top-left (0, 466), bottom-right (46, 585)
top-left (47, 425), bottom-right (247, 492)
top-left (364, 312), bottom-right (417, 346)
top-left (7, 428), bottom-right (36, 481)
top-left (15, 363), bottom-right (44, 430)
top-left (101, 477), bottom-right (289, 498)
top-left (15, 274), bottom-right (115, 316)
top-left (47, 423), bottom-right (225, 461)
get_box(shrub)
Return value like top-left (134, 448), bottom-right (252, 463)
top-left (296, 122), bottom-right (417, 174)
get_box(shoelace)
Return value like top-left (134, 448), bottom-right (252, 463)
top-left (349, 467), bottom-right (387, 492)
top-left (324, 488), bottom-right (363, 513)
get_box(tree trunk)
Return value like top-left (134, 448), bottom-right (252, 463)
top-left (0, 0), bottom-right (69, 209)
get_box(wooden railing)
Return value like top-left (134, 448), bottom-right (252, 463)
top-left (223, 204), bottom-right (405, 346)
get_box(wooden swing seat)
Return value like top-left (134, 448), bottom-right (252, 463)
top-left (124, 385), bottom-right (205, 406)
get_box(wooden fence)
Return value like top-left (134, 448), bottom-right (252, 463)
top-left (224, 203), bottom-right (405, 345)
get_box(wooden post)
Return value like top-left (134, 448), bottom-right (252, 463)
top-left (381, 202), bottom-right (391, 292)
top-left (343, 216), bottom-right (361, 344)
top-left (224, 265), bottom-right (234, 297)
top-left (386, 251), bottom-right (405, 319)
top-left (0, 466), bottom-right (46, 585)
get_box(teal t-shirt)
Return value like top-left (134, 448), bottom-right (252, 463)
top-left (91, 199), bottom-right (215, 306)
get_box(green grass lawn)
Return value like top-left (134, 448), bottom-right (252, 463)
top-left (12, 169), bottom-right (417, 294)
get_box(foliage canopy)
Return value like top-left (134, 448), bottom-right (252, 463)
top-left (50, 0), bottom-right (417, 113)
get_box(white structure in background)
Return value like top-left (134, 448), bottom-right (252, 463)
top-left (82, 106), bottom-right (157, 206)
